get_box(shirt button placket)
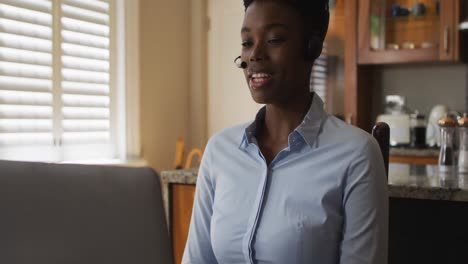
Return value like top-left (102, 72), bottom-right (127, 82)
top-left (245, 162), bottom-right (270, 264)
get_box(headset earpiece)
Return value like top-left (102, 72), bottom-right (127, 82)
top-left (305, 36), bottom-right (323, 61)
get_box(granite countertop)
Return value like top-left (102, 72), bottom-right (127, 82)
top-left (161, 164), bottom-right (468, 202)
top-left (388, 164), bottom-right (468, 201)
top-left (160, 168), bottom-right (198, 185)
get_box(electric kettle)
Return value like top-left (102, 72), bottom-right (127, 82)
top-left (426, 105), bottom-right (448, 147)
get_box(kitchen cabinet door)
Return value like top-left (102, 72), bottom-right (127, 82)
top-left (357, 0), bottom-right (463, 64)
top-left (171, 184), bottom-right (196, 264)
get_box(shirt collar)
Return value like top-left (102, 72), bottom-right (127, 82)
top-left (240, 94), bottom-right (327, 149)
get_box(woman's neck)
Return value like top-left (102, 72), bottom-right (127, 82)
top-left (262, 92), bottom-right (313, 143)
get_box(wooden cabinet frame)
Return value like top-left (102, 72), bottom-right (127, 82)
top-left (357, 0), bottom-right (460, 64)
top-left (345, 0), bottom-right (466, 131)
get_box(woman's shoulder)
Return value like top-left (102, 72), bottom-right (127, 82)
top-left (321, 115), bottom-right (379, 152)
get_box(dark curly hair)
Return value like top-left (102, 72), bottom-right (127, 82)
top-left (243, 0), bottom-right (329, 41)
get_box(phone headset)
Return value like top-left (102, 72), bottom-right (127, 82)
top-left (305, 35), bottom-right (323, 61)
top-left (306, 1), bottom-right (330, 60)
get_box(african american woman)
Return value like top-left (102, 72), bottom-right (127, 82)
top-left (182, 1), bottom-right (388, 263)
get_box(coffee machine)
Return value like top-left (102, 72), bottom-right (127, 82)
top-left (376, 95), bottom-right (410, 147)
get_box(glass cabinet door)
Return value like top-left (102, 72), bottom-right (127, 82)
top-left (358, 0), bottom-right (459, 64)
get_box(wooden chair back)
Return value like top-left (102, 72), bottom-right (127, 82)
top-left (372, 122), bottom-right (390, 177)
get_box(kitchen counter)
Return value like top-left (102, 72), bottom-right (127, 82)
top-left (161, 164), bottom-right (468, 202)
top-left (388, 163), bottom-right (468, 202)
top-left (161, 168), bottom-right (198, 185)
top-left (160, 169), bottom-right (198, 227)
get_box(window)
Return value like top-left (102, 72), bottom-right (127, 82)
top-left (310, 43), bottom-right (328, 106)
top-left (0, 0), bottom-right (124, 162)
top-left (310, 41), bottom-right (346, 119)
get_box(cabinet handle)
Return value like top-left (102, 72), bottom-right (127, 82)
top-left (444, 26), bottom-right (449, 54)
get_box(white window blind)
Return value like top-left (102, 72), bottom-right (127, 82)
top-left (0, 0), bottom-right (116, 162)
top-left (310, 43), bottom-right (328, 106)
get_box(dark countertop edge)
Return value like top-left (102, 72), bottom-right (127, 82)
top-left (388, 185), bottom-right (468, 202)
top-left (161, 170), bottom-right (468, 202)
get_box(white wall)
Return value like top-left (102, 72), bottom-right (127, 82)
top-left (140, 0), bottom-right (190, 171)
top-left (207, 0), bottom-right (262, 136)
top-left (139, 0), bottom-right (260, 170)
top-left (189, 0), bottom-right (208, 149)
top-left (372, 64), bottom-right (467, 120)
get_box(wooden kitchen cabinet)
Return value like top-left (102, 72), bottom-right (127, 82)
top-left (358, 0), bottom-right (464, 64)
top-left (344, 0), bottom-right (467, 131)
top-left (171, 184), bottom-right (196, 264)
top-left (390, 155), bottom-right (438, 165)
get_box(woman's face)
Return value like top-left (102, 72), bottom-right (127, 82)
top-left (241, 0), bottom-right (311, 105)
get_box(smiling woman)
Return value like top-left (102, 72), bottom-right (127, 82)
top-left (183, 1), bottom-right (388, 263)
top-left (240, 0), bottom-right (327, 109)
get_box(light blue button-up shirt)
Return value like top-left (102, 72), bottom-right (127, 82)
top-left (182, 95), bottom-right (388, 264)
